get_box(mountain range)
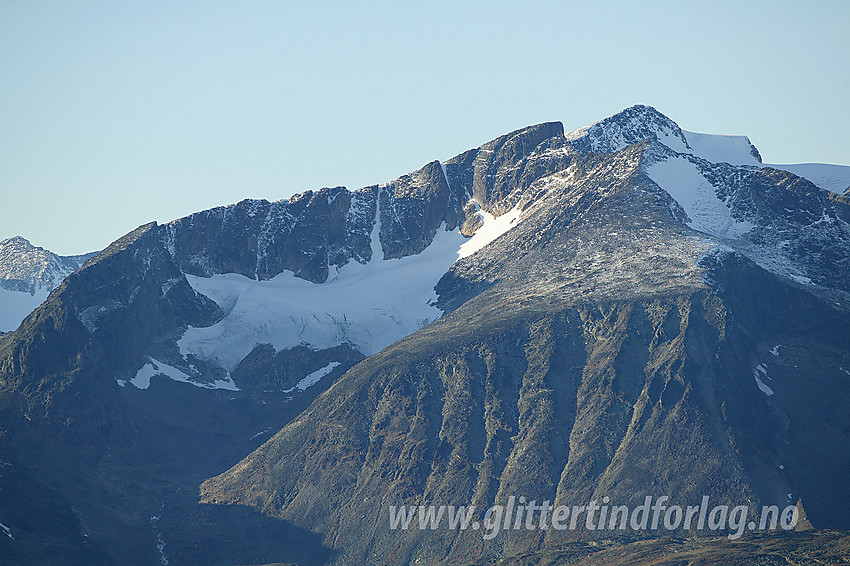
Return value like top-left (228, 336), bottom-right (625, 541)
top-left (1, 105), bottom-right (849, 565)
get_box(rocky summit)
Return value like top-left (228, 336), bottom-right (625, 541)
top-left (1, 105), bottom-right (849, 565)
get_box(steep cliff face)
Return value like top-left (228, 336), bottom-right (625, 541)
top-left (159, 121), bottom-right (570, 285)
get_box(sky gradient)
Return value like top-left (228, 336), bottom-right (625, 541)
top-left (1, 0), bottom-right (848, 254)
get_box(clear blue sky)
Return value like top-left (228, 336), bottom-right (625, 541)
top-left (1, 0), bottom-right (848, 255)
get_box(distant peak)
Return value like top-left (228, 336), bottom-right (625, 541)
top-left (0, 235), bottom-right (37, 249)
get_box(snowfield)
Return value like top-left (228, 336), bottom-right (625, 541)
top-left (681, 130), bottom-right (760, 166)
top-left (646, 155), bottom-right (754, 239)
top-left (458, 202), bottom-right (522, 259)
top-left (178, 206), bottom-right (524, 372)
top-left (285, 361), bottom-right (341, 392)
top-left (122, 357), bottom-right (239, 390)
top-left (179, 229), bottom-right (463, 371)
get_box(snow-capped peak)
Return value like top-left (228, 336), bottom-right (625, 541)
top-left (565, 105), bottom-right (762, 167)
top-left (565, 105), bottom-right (848, 194)
top-left (565, 104), bottom-right (692, 155)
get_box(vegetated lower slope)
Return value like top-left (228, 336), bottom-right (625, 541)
top-left (201, 128), bottom-right (850, 564)
top-left (461, 531), bottom-right (850, 566)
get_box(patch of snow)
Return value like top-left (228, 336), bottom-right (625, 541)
top-left (210, 377), bottom-right (238, 391)
top-left (765, 163), bottom-right (850, 194)
top-left (563, 124), bottom-right (590, 142)
top-left (371, 187), bottom-right (384, 262)
top-left (150, 511), bottom-right (168, 565)
top-left (787, 493), bottom-right (793, 499)
top-left (78, 303), bottom-right (119, 333)
top-left (779, 465), bottom-right (785, 470)
top-left (160, 277), bottom-right (182, 296)
top-left (131, 360), bottom-right (164, 389)
top-left (250, 427), bottom-right (272, 440)
top-left (770, 345), bottom-right (781, 356)
top-left (647, 155), bottom-right (754, 239)
top-left (130, 357), bottom-right (239, 391)
top-left (440, 162), bottom-right (450, 189)
top-left (754, 373), bottom-right (775, 396)
top-left (284, 361), bottom-right (341, 393)
top-left (682, 130), bottom-right (761, 166)
top-left (0, 286), bottom-right (49, 332)
top-left (116, 379), bottom-right (127, 387)
top-left (179, 225), bottom-right (468, 371)
top-left (756, 363), bottom-right (768, 376)
top-left (458, 203), bottom-right (522, 259)
top-left (0, 521), bottom-right (12, 539)
top-left (653, 129), bottom-right (690, 154)
top-left (788, 273), bottom-right (813, 286)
